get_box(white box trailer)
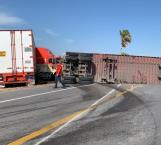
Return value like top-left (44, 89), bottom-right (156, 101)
top-left (0, 30), bottom-right (36, 86)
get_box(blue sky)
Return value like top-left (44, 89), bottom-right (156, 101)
top-left (0, 0), bottom-right (161, 56)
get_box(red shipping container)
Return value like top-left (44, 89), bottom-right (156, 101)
top-left (93, 54), bottom-right (161, 84)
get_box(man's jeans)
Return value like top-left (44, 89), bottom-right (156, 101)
top-left (55, 76), bottom-right (65, 88)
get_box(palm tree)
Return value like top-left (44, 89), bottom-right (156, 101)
top-left (120, 29), bottom-right (132, 53)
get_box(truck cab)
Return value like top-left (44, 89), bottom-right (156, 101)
top-left (36, 47), bottom-right (59, 82)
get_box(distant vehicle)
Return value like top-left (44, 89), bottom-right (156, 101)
top-left (0, 30), bottom-right (58, 87)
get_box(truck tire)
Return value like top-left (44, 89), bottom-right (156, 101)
top-left (78, 76), bottom-right (94, 84)
top-left (79, 53), bottom-right (93, 61)
top-left (79, 76), bottom-right (94, 81)
top-left (78, 80), bottom-right (93, 85)
top-left (63, 76), bottom-right (76, 84)
top-left (65, 52), bottom-right (79, 61)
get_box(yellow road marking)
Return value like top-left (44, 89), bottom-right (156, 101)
top-left (8, 110), bottom-right (85, 145)
top-left (8, 84), bottom-right (139, 145)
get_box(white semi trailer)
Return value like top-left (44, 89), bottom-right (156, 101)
top-left (0, 30), bottom-right (36, 86)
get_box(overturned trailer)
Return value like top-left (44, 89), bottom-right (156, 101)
top-left (93, 54), bottom-right (161, 84)
top-left (63, 52), bottom-right (161, 84)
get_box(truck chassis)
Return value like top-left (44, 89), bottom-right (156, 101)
top-left (63, 52), bottom-right (94, 84)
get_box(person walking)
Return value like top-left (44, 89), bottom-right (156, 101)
top-left (55, 61), bottom-right (65, 88)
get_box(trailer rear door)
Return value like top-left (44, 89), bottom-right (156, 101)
top-left (0, 31), bottom-right (12, 74)
top-left (0, 30), bottom-right (35, 85)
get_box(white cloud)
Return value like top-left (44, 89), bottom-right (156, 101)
top-left (0, 12), bottom-right (24, 25)
top-left (64, 38), bottom-right (75, 43)
top-left (45, 29), bottom-right (74, 44)
top-left (45, 29), bottom-right (60, 37)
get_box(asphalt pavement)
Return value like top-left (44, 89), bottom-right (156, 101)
top-left (0, 84), bottom-right (161, 145)
top-left (0, 83), bottom-right (115, 145)
top-left (38, 85), bottom-right (161, 145)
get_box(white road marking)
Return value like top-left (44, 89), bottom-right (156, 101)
top-left (34, 84), bottom-right (121, 145)
top-left (0, 84), bottom-right (95, 104)
top-left (34, 108), bottom-right (90, 145)
top-left (91, 84), bottom-right (121, 107)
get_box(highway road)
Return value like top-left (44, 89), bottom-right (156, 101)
top-left (0, 83), bottom-right (161, 145)
top-left (0, 83), bottom-right (115, 145)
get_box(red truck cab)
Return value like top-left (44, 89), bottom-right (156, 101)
top-left (36, 47), bottom-right (60, 82)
